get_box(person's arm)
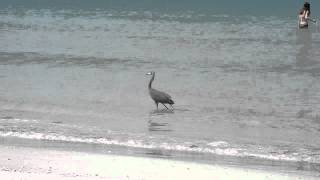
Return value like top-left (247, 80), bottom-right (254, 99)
top-left (304, 10), bottom-right (310, 19)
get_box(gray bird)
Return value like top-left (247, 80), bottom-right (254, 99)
top-left (146, 72), bottom-right (174, 110)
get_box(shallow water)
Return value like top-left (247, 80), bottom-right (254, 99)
top-left (1, 0), bottom-right (320, 174)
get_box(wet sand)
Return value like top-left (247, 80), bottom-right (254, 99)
top-left (0, 145), bottom-right (318, 180)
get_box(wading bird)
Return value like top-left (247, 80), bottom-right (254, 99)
top-left (146, 72), bottom-right (174, 110)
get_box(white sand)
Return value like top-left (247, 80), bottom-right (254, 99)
top-left (0, 145), bottom-right (317, 180)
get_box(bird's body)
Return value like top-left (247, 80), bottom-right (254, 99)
top-left (146, 72), bottom-right (174, 109)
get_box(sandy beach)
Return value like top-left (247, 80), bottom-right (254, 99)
top-left (0, 145), bottom-right (318, 180)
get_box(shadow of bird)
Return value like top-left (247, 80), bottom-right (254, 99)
top-left (146, 72), bottom-right (174, 110)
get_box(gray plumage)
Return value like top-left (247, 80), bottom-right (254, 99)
top-left (146, 72), bottom-right (174, 109)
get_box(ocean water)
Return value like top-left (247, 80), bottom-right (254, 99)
top-left (1, 0), bottom-right (320, 174)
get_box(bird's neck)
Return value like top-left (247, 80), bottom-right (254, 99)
top-left (148, 73), bottom-right (154, 89)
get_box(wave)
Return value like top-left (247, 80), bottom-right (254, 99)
top-left (0, 52), bottom-right (151, 69)
top-left (0, 7), bottom-right (294, 27)
top-left (0, 117), bottom-right (38, 123)
top-left (0, 130), bottom-right (315, 164)
top-left (0, 0), bottom-right (306, 17)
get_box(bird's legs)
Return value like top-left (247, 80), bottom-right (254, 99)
top-left (155, 102), bottom-right (159, 109)
top-left (162, 103), bottom-right (169, 109)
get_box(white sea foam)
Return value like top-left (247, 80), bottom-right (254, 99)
top-left (208, 141), bottom-right (229, 147)
top-left (0, 131), bottom-right (307, 163)
top-left (0, 117), bottom-right (38, 123)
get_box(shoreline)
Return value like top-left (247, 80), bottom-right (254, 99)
top-left (0, 145), bottom-right (319, 180)
top-left (1, 136), bottom-right (319, 173)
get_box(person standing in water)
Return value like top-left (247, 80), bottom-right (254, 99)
top-left (299, 1), bottom-right (311, 28)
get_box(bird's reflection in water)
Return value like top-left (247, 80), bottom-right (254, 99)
top-left (148, 119), bottom-right (172, 132)
top-left (148, 110), bottom-right (173, 132)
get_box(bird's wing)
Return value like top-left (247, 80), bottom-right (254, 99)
top-left (154, 89), bottom-right (172, 98)
top-left (150, 88), bottom-right (173, 101)
top-left (161, 91), bottom-right (172, 99)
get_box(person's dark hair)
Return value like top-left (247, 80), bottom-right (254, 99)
top-left (304, 2), bottom-right (310, 9)
top-left (303, 2), bottom-right (311, 15)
